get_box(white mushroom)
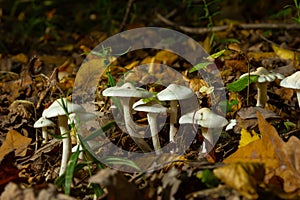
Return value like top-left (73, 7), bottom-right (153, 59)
top-left (42, 98), bottom-right (85, 176)
top-left (133, 100), bottom-right (167, 154)
top-left (280, 71), bottom-right (300, 107)
top-left (103, 82), bottom-right (153, 152)
top-left (34, 116), bottom-right (55, 144)
top-left (240, 67), bottom-right (284, 107)
top-left (157, 84), bottom-right (194, 142)
top-left (179, 108), bottom-right (228, 153)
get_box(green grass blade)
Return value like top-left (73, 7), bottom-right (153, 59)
top-left (65, 145), bottom-right (80, 195)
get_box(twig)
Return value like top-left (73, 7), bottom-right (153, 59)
top-left (156, 12), bottom-right (300, 34)
top-left (118, 0), bottom-right (135, 32)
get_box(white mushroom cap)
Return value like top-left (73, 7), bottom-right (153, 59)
top-left (34, 116), bottom-right (55, 128)
top-left (179, 108), bottom-right (228, 128)
top-left (133, 100), bottom-right (167, 113)
top-left (68, 112), bottom-right (97, 125)
top-left (280, 71), bottom-right (300, 89)
top-left (196, 108), bottom-right (228, 128)
top-left (42, 98), bottom-right (85, 118)
top-left (179, 111), bottom-right (199, 124)
top-left (103, 82), bottom-right (153, 98)
top-left (240, 67), bottom-right (284, 83)
top-left (157, 83), bottom-right (194, 101)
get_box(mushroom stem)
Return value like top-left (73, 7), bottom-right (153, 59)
top-left (169, 100), bottom-right (178, 142)
top-left (201, 127), bottom-right (213, 145)
top-left (147, 113), bottom-right (162, 154)
top-left (256, 82), bottom-right (268, 107)
top-left (58, 115), bottom-right (71, 176)
top-left (120, 98), bottom-right (152, 152)
top-left (41, 127), bottom-right (48, 143)
top-left (296, 90), bottom-right (300, 108)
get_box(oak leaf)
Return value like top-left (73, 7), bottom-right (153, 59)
top-left (0, 130), bottom-right (32, 163)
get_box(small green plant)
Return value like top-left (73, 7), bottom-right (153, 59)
top-left (199, 0), bottom-right (221, 46)
top-left (285, 0), bottom-right (300, 23)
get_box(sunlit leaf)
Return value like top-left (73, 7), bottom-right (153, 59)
top-left (226, 75), bottom-right (258, 92)
top-left (239, 128), bottom-right (260, 148)
top-left (189, 62), bottom-right (212, 73)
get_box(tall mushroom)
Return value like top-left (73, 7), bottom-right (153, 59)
top-left (240, 67), bottom-right (284, 107)
top-left (102, 82), bottom-right (153, 152)
top-left (280, 71), bottom-right (300, 107)
top-left (42, 98), bottom-right (85, 175)
top-left (34, 116), bottom-right (55, 144)
top-left (133, 99), bottom-right (167, 154)
top-left (156, 84), bottom-right (194, 142)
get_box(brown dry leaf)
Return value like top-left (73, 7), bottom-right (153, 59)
top-left (11, 53), bottom-right (28, 64)
top-left (0, 130), bottom-right (32, 163)
top-left (155, 50), bottom-right (178, 66)
top-left (0, 182), bottom-right (75, 200)
top-left (224, 60), bottom-right (248, 72)
top-left (89, 168), bottom-right (143, 200)
top-left (247, 52), bottom-right (277, 61)
top-left (213, 162), bottom-right (265, 199)
top-left (274, 87), bottom-right (294, 101)
top-left (225, 112), bottom-right (300, 194)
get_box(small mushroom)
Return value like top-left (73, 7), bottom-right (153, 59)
top-left (34, 116), bottom-right (55, 144)
top-left (157, 84), bottom-right (194, 142)
top-left (240, 67), bottom-right (284, 107)
top-left (280, 71), bottom-right (300, 107)
top-left (179, 108), bottom-right (228, 153)
top-left (103, 82), bottom-right (153, 152)
top-left (42, 98), bottom-right (85, 176)
top-left (133, 99), bottom-right (168, 154)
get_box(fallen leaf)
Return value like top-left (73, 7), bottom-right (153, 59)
top-left (272, 44), bottom-right (296, 60)
top-left (238, 128), bottom-right (260, 148)
top-left (274, 87), bottom-right (294, 101)
top-left (224, 112), bottom-right (300, 194)
top-left (155, 50), bottom-right (178, 66)
top-left (89, 168), bottom-right (143, 200)
top-left (0, 130), bottom-right (32, 163)
top-left (213, 162), bottom-right (265, 199)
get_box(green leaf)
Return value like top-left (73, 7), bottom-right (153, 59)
top-left (103, 156), bottom-right (141, 171)
top-left (196, 169), bottom-right (220, 188)
top-left (189, 62), bottom-right (212, 73)
top-left (226, 75), bottom-right (258, 92)
top-left (206, 49), bottom-right (226, 60)
top-left (65, 145), bottom-right (80, 195)
top-left (91, 183), bottom-right (104, 197)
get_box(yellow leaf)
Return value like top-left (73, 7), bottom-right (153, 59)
top-left (0, 130), bottom-right (32, 162)
top-left (224, 112), bottom-right (300, 194)
top-left (155, 50), bottom-right (178, 66)
top-left (239, 128), bottom-right (260, 148)
top-left (214, 162), bottom-right (265, 199)
top-left (272, 44), bottom-right (295, 60)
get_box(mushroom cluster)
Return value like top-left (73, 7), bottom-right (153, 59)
top-left (35, 98), bottom-right (96, 176)
top-left (103, 82), bottom-right (227, 155)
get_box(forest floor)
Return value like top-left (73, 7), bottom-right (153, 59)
top-left (1, 2), bottom-right (300, 199)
